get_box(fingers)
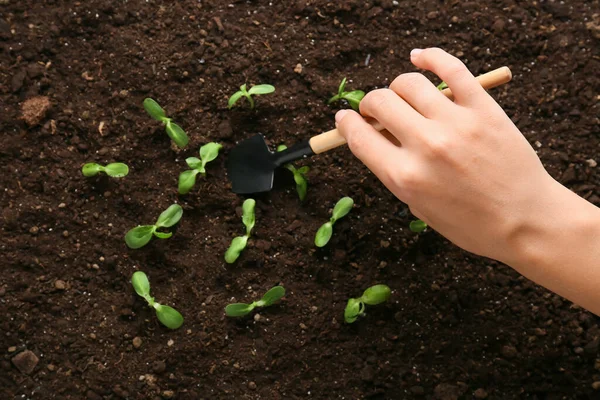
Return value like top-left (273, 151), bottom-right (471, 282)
top-left (335, 109), bottom-right (405, 187)
top-left (359, 88), bottom-right (428, 146)
top-left (410, 48), bottom-right (486, 105)
top-left (390, 72), bottom-right (455, 119)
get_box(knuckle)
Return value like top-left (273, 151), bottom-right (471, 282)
top-left (345, 127), bottom-right (369, 155)
top-left (361, 89), bottom-right (392, 114)
top-left (424, 135), bottom-right (452, 158)
top-left (391, 73), bottom-right (427, 93)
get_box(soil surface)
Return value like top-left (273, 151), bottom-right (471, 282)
top-left (2, 0), bottom-right (600, 399)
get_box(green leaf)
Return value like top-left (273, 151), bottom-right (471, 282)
top-left (344, 298), bottom-right (364, 324)
top-left (224, 235), bottom-right (248, 264)
top-left (155, 204), bottom-right (183, 228)
top-left (131, 271), bottom-right (151, 297)
top-left (338, 77), bottom-right (347, 96)
top-left (437, 81), bottom-right (448, 90)
top-left (178, 169), bottom-right (200, 195)
top-left (314, 221), bottom-right (333, 247)
top-left (155, 304), bottom-right (184, 329)
top-left (259, 286), bottom-right (285, 307)
top-left (327, 94), bottom-right (341, 105)
top-left (103, 163), bottom-right (129, 178)
top-left (225, 303), bottom-right (255, 317)
top-left (248, 84), bottom-right (275, 95)
top-left (409, 219), bottom-right (428, 233)
top-left (153, 231), bottom-right (173, 239)
top-left (360, 285), bottom-right (391, 305)
top-left (297, 166), bottom-right (310, 175)
top-left (82, 163), bottom-right (103, 177)
top-left (276, 144), bottom-right (288, 152)
top-left (294, 173), bottom-right (308, 201)
top-left (125, 225), bottom-right (155, 249)
top-left (165, 121), bottom-right (189, 148)
top-left (242, 198), bottom-right (256, 236)
top-left (343, 90), bottom-right (365, 111)
top-left (186, 157), bottom-right (203, 170)
top-left (143, 98), bottom-right (167, 121)
top-left (228, 90), bottom-right (245, 109)
top-left (332, 197), bottom-right (354, 221)
top-left (199, 142), bottom-right (222, 167)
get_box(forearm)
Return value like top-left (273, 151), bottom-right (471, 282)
top-left (506, 178), bottom-right (600, 315)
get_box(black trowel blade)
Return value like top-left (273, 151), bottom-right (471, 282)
top-left (226, 134), bottom-right (277, 194)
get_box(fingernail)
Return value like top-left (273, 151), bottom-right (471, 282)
top-left (410, 48), bottom-right (423, 57)
top-left (335, 110), bottom-right (349, 124)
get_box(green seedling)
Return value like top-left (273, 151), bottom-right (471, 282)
top-left (344, 284), bottom-right (391, 324)
top-left (228, 84), bottom-right (275, 109)
top-left (131, 271), bottom-right (183, 329)
top-left (143, 98), bottom-right (189, 148)
top-left (82, 162), bottom-right (129, 178)
top-left (225, 286), bottom-right (286, 317)
top-left (315, 196), bottom-right (354, 247)
top-left (437, 81), bottom-right (448, 90)
top-left (276, 144), bottom-right (309, 201)
top-left (125, 204), bottom-right (183, 249)
top-left (224, 199), bottom-right (256, 263)
top-left (328, 77), bottom-right (365, 111)
top-left (178, 142), bottom-right (222, 194)
top-left (409, 219), bottom-right (428, 233)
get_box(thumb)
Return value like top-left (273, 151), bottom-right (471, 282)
top-left (336, 109), bottom-right (403, 185)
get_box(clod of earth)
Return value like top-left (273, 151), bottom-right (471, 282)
top-left (11, 350), bottom-right (39, 375)
top-left (21, 96), bottom-right (51, 126)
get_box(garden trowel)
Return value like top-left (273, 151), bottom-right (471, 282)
top-left (227, 66), bottom-right (512, 194)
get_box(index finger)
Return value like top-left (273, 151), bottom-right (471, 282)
top-left (410, 48), bottom-right (487, 105)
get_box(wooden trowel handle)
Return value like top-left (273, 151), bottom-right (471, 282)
top-left (308, 66), bottom-right (512, 154)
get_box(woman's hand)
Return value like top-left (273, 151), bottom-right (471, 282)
top-left (336, 48), bottom-right (553, 264)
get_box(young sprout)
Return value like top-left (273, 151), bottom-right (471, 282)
top-left (228, 84), bottom-right (275, 109)
top-left (143, 98), bottom-right (189, 148)
top-left (125, 204), bottom-right (183, 249)
top-left (315, 196), bottom-right (354, 247)
top-left (276, 144), bottom-right (309, 201)
top-left (225, 286), bottom-right (285, 317)
top-left (409, 219), bottom-right (428, 233)
top-left (344, 284), bottom-right (391, 324)
top-left (178, 142), bottom-right (222, 194)
top-left (82, 162), bottom-right (129, 178)
top-left (131, 271), bottom-right (183, 329)
top-left (328, 77), bottom-right (365, 111)
top-left (224, 199), bottom-right (256, 263)
top-left (437, 81), bottom-right (448, 90)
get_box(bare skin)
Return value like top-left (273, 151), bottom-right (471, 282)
top-left (336, 48), bottom-right (600, 316)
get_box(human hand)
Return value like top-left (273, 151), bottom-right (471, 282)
top-left (335, 48), bottom-right (555, 264)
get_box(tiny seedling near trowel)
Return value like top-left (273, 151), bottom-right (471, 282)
top-left (131, 271), bottom-right (184, 329)
top-left (277, 144), bottom-right (309, 201)
top-left (344, 284), bottom-right (391, 324)
top-left (226, 67), bottom-right (513, 194)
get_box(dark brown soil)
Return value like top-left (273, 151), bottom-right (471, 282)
top-left (2, 0), bottom-right (600, 399)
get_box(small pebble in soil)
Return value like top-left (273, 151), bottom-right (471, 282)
top-left (254, 313), bottom-right (261, 322)
top-left (29, 226), bottom-right (39, 235)
top-left (62, 230), bottom-right (69, 237)
top-left (162, 390), bottom-right (174, 399)
top-left (592, 381), bottom-right (600, 390)
top-left (299, 323), bottom-right (308, 330)
top-left (54, 280), bottom-right (66, 290)
top-left (586, 159), bottom-right (597, 168)
top-left (502, 345), bottom-right (518, 359)
top-left (11, 350), bottom-right (39, 374)
top-left (310, 306), bottom-right (318, 312)
top-left (58, 202), bottom-right (66, 208)
top-left (248, 381), bottom-right (257, 390)
top-left (47, 364), bottom-right (55, 371)
top-left (8, 346), bottom-right (16, 353)
top-left (132, 337), bottom-right (142, 349)
top-left (474, 388), bottom-right (488, 399)
top-left (152, 360), bottom-right (167, 374)
top-left (167, 339), bottom-right (174, 347)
